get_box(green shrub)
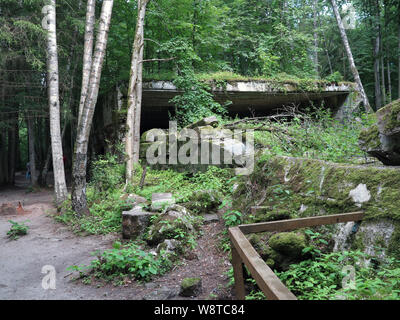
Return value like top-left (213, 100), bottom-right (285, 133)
top-left (90, 152), bottom-right (125, 192)
top-left (7, 220), bottom-right (29, 240)
top-left (88, 242), bottom-right (172, 283)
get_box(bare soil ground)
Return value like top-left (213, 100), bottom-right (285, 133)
top-left (0, 173), bottom-right (232, 300)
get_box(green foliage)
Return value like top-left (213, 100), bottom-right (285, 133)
top-left (80, 241), bottom-right (172, 283)
top-left (90, 151), bottom-right (125, 192)
top-left (158, 38), bottom-right (228, 127)
top-left (132, 166), bottom-right (235, 205)
top-left (7, 220), bottom-right (29, 240)
top-left (277, 249), bottom-right (400, 300)
top-left (222, 210), bottom-right (242, 227)
top-left (56, 188), bottom-right (129, 235)
top-left (249, 108), bottom-right (369, 164)
top-left (325, 71), bottom-right (344, 83)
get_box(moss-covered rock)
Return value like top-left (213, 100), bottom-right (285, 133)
top-left (269, 232), bottom-right (307, 258)
top-left (185, 190), bottom-right (222, 214)
top-left (179, 277), bottom-right (202, 297)
top-left (145, 204), bottom-right (201, 245)
top-left (358, 99), bottom-right (400, 165)
top-left (232, 155), bottom-right (400, 261)
top-left (377, 99), bottom-right (400, 136)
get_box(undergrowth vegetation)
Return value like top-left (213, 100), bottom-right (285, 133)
top-left (225, 106), bottom-right (375, 164)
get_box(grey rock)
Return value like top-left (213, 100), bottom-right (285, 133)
top-left (156, 239), bottom-right (180, 254)
top-left (145, 204), bottom-right (195, 245)
top-left (203, 213), bottom-right (219, 224)
top-left (122, 206), bottom-right (157, 239)
top-left (142, 286), bottom-right (179, 300)
top-left (359, 99), bottom-right (400, 165)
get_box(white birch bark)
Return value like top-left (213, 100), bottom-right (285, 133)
top-left (125, 0), bottom-right (150, 182)
top-left (72, 0), bottom-right (114, 215)
top-left (44, 0), bottom-right (68, 204)
top-left (330, 0), bottom-right (373, 113)
top-left (78, 0), bottom-right (96, 125)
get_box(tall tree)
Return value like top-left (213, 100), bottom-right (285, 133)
top-left (72, 0), bottom-right (114, 215)
top-left (125, 0), bottom-right (150, 182)
top-left (43, 1), bottom-right (68, 205)
top-left (27, 113), bottom-right (38, 187)
top-left (398, 2), bottom-right (400, 99)
top-left (78, 0), bottom-right (96, 125)
top-left (330, 0), bottom-right (372, 112)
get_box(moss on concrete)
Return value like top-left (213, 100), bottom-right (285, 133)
top-left (377, 99), bottom-right (400, 134)
top-left (359, 124), bottom-right (381, 151)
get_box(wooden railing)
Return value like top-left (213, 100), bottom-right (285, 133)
top-left (229, 210), bottom-right (364, 300)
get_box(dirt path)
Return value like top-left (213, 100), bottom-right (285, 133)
top-left (0, 174), bottom-right (232, 300)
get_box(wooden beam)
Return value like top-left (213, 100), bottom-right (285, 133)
top-left (239, 212), bottom-right (364, 235)
top-left (231, 243), bottom-right (246, 300)
top-left (229, 227), bottom-right (297, 300)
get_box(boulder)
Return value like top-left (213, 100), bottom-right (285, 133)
top-left (203, 213), bottom-right (219, 224)
top-left (156, 239), bottom-right (180, 255)
top-left (179, 277), bottom-right (202, 297)
top-left (268, 232), bottom-right (307, 259)
top-left (122, 206), bottom-right (157, 239)
top-left (145, 204), bottom-right (197, 245)
top-left (359, 99), bottom-right (400, 165)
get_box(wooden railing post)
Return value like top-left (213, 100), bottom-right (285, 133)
top-left (230, 236), bottom-right (246, 300)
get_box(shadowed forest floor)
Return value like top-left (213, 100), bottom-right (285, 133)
top-left (0, 174), bottom-right (232, 300)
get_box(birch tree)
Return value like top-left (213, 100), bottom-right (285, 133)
top-left (330, 0), bottom-right (373, 113)
top-left (78, 0), bottom-right (96, 125)
top-left (71, 0), bottom-right (114, 215)
top-left (43, 1), bottom-right (68, 204)
top-left (125, 0), bottom-right (150, 182)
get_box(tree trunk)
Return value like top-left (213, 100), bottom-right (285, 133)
top-left (313, 0), bottom-right (319, 77)
top-left (72, 0), bottom-right (114, 215)
top-left (381, 54), bottom-right (386, 105)
top-left (398, 14), bottom-right (400, 99)
top-left (27, 114), bottom-right (38, 187)
top-left (41, 120), bottom-right (68, 187)
top-left (78, 0), bottom-right (95, 125)
top-left (125, 0), bottom-right (150, 182)
top-left (330, 0), bottom-right (372, 112)
top-left (373, 26), bottom-right (382, 109)
top-left (7, 112), bottom-right (17, 185)
top-left (44, 0), bottom-right (68, 205)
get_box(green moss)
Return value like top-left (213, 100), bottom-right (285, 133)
top-left (350, 231), bottom-right (366, 252)
top-left (269, 232), bottom-right (307, 258)
top-left (388, 222), bottom-right (400, 259)
top-left (234, 155), bottom-right (400, 224)
top-left (359, 124), bottom-right (381, 151)
top-left (378, 99), bottom-right (400, 134)
top-left (181, 277), bottom-right (201, 290)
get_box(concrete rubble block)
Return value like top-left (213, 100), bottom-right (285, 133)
top-left (359, 99), bottom-right (400, 165)
top-left (122, 206), bottom-right (157, 239)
